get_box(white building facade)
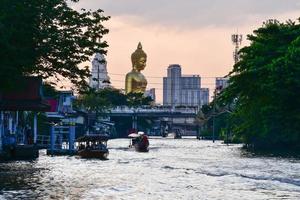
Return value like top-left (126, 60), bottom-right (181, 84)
top-left (89, 53), bottom-right (111, 90)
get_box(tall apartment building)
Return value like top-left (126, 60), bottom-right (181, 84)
top-left (200, 88), bottom-right (209, 106)
top-left (163, 64), bottom-right (209, 107)
top-left (215, 77), bottom-right (229, 91)
top-left (145, 88), bottom-right (156, 102)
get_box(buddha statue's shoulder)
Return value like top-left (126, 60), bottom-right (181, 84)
top-left (126, 71), bottom-right (138, 78)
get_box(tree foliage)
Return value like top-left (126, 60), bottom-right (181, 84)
top-left (220, 19), bottom-right (300, 149)
top-left (197, 103), bottom-right (232, 140)
top-left (126, 92), bottom-right (153, 107)
top-left (42, 82), bottom-right (59, 98)
top-left (75, 89), bottom-right (154, 137)
top-left (75, 88), bottom-right (153, 113)
top-left (0, 0), bottom-right (109, 91)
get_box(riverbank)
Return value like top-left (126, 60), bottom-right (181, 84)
top-left (242, 144), bottom-right (300, 158)
top-left (0, 145), bottom-right (38, 161)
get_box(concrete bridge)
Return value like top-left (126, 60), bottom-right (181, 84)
top-left (104, 106), bottom-right (197, 117)
top-left (101, 106), bottom-right (198, 131)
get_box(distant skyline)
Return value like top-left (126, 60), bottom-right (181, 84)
top-left (72, 0), bottom-right (300, 103)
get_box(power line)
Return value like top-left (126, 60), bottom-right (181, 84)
top-left (100, 72), bottom-right (227, 79)
top-left (109, 86), bottom-right (213, 91)
top-left (54, 79), bottom-right (219, 88)
top-left (109, 79), bottom-right (217, 86)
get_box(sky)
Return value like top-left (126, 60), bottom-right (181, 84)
top-left (72, 0), bottom-right (300, 103)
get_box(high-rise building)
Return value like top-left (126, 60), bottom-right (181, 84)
top-left (163, 64), bottom-right (208, 108)
top-left (215, 77), bottom-right (229, 91)
top-left (163, 64), bottom-right (181, 106)
top-left (200, 88), bottom-right (209, 106)
top-left (145, 88), bottom-right (156, 102)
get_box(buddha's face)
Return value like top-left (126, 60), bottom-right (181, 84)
top-left (135, 57), bottom-right (146, 71)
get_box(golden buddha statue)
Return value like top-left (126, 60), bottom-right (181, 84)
top-left (125, 42), bottom-right (148, 94)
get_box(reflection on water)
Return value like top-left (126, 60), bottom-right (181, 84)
top-left (1, 138), bottom-right (300, 200)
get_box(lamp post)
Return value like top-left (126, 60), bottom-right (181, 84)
top-left (212, 85), bottom-right (223, 143)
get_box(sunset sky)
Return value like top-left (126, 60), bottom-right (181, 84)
top-left (73, 0), bottom-right (300, 103)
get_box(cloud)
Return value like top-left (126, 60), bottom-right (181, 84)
top-left (74, 0), bottom-right (300, 28)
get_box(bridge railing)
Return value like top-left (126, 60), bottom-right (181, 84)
top-left (36, 135), bottom-right (50, 148)
top-left (110, 106), bottom-right (198, 114)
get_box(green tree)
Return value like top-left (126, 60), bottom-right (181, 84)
top-left (98, 88), bottom-right (127, 106)
top-left (75, 89), bottom-right (153, 111)
top-left (43, 83), bottom-right (59, 98)
top-left (197, 103), bottom-right (231, 140)
top-left (126, 92), bottom-right (153, 107)
top-left (220, 19), bottom-right (300, 150)
top-left (75, 89), bottom-right (153, 136)
top-left (0, 0), bottom-right (109, 91)
top-left (76, 91), bottom-right (109, 114)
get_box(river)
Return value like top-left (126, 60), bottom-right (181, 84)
top-left (1, 138), bottom-right (300, 200)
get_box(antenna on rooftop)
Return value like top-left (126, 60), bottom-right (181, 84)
top-left (231, 32), bottom-right (243, 64)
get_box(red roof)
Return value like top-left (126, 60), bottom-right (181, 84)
top-left (45, 99), bottom-right (58, 112)
top-left (0, 77), bottom-right (50, 111)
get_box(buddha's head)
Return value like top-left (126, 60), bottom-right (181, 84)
top-left (131, 42), bottom-right (147, 71)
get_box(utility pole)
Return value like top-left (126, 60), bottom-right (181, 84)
top-left (212, 82), bottom-right (224, 143)
top-left (212, 89), bottom-right (216, 143)
top-left (97, 59), bottom-right (100, 90)
top-left (95, 36), bottom-right (101, 90)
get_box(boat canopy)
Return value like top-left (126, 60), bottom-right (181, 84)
top-left (128, 133), bottom-right (140, 138)
top-left (77, 134), bottom-right (109, 142)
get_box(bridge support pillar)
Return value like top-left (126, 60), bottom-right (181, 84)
top-left (132, 116), bottom-right (137, 130)
top-left (0, 112), bottom-right (3, 152)
top-left (69, 125), bottom-right (75, 153)
top-left (34, 113), bottom-right (37, 144)
top-left (50, 126), bottom-right (55, 156)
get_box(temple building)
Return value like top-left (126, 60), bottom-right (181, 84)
top-left (89, 53), bottom-right (111, 90)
